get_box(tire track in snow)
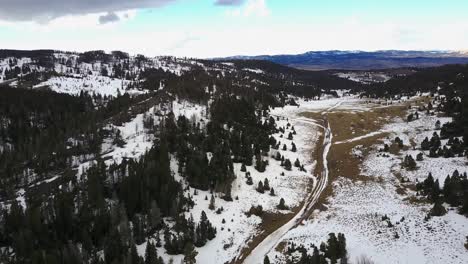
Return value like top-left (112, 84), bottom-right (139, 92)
top-left (240, 101), bottom-right (340, 264)
top-left (334, 130), bottom-right (388, 145)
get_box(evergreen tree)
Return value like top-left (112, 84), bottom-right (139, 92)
top-left (263, 178), bottom-right (270, 190)
top-left (209, 195), bottom-right (216, 210)
top-left (145, 242), bottom-right (158, 264)
top-left (183, 243), bottom-right (198, 264)
top-left (291, 142), bottom-right (297, 152)
top-left (284, 159), bottom-right (292, 171)
top-left (277, 198), bottom-right (288, 210)
top-left (257, 181), bottom-right (265, 193)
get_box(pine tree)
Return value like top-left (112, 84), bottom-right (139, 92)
top-left (430, 200), bottom-right (447, 216)
top-left (416, 152), bottom-right (424, 161)
top-left (209, 195), bottom-right (216, 210)
top-left (291, 142), bottom-right (297, 152)
top-left (263, 255), bottom-right (271, 264)
top-left (257, 181), bottom-right (265, 193)
top-left (255, 154), bottom-right (266, 172)
top-left (241, 163), bottom-right (247, 172)
top-left (246, 176), bottom-right (253, 185)
top-left (263, 178), bottom-right (270, 190)
top-left (294, 158), bottom-right (301, 167)
top-left (277, 198), bottom-right (287, 210)
top-left (284, 159), bottom-right (292, 171)
top-left (183, 243), bottom-right (198, 264)
top-left (145, 242), bottom-right (158, 264)
top-left (269, 187), bottom-right (275, 196)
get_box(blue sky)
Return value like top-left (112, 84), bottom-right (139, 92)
top-left (1, 0), bottom-right (467, 57)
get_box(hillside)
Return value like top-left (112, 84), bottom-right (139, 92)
top-left (0, 49), bottom-right (467, 264)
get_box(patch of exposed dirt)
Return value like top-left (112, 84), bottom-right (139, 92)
top-left (231, 203), bottom-right (303, 264)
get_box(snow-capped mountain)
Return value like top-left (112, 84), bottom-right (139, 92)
top-left (220, 50), bottom-right (468, 70)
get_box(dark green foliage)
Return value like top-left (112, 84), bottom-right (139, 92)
top-left (194, 211), bottom-right (217, 247)
top-left (277, 198), bottom-right (288, 210)
top-left (294, 158), bottom-right (301, 168)
top-left (183, 242), bottom-right (197, 264)
top-left (284, 159), bottom-right (292, 171)
top-left (402, 155), bottom-right (417, 170)
top-left (263, 178), bottom-right (270, 190)
top-left (247, 205), bottom-right (263, 217)
top-left (291, 142), bottom-right (297, 152)
top-left (430, 200), bottom-right (447, 216)
top-left (416, 152), bottom-right (424, 161)
top-left (257, 181), bottom-right (265, 193)
top-left (285, 233), bottom-right (347, 264)
top-left (418, 170), bottom-right (468, 217)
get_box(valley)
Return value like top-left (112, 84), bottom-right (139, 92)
top-left (0, 50), bottom-right (467, 264)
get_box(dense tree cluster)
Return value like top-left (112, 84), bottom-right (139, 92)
top-left (421, 131), bottom-right (466, 158)
top-left (283, 233), bottom-right (347, 264)
top-left (416, 170), bottom-right (468, 216)
top-left (165, 96), bottom-right (278, 194)
top-left (0, 139), bottom-right (218, 263)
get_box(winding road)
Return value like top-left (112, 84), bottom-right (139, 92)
top-left (240, 102), bottom-right (340, 264)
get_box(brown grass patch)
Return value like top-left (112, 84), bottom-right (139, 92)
top-left (302, 103), bottom-right (411, 218)
top-left (302, 105), bottom-right (406, 143)
top-left (231, 204), bottom-right (301, 264)
top-left (274, 241), bottom-right (288, 253)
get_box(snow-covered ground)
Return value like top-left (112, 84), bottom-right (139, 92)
top-left (34, 75), bottom-right (146, 97)
top-left (135, 99), bottom-right (325, 264)
top-left (266, 98), bottom-right (468, 264)
top-left (336, 72), bottom-right (391, 84)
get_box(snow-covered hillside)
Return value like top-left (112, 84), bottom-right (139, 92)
top-left (262, 97), bottom-right (468, 264)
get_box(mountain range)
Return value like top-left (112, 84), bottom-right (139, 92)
top-left (221, 50), bottom-right (468, 70)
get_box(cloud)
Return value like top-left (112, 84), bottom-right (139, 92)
top-left (225, 0), bottom-right (270, 17)
top-left (215, 0), bottom-right (245, 6)
top-left (98, 12), bottom-right (120, 24)
top-left (0, 0), bottom-right (176, 22)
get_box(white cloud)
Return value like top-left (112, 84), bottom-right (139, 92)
top-left (226, 0), bottom-right (270, 17)
top-left (2, 11), bottom-right (468, 58)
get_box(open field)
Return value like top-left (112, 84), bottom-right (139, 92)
top-left (266, 96), bottom-right (468, 264)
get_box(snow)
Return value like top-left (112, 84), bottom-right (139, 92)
top-left (243, 68), bottom-right (264, 74)
top-left (133, 99), bottom-right (325, 264)
top-left (335, 72), bottom-right (391, 84)
top-left (190, 113), bottom-right (319, 264)
top-left (172, 100), bottom-right (208, 123)
top-left (75, 106), bottom-right (160, 181)
top-left (265, 97), bottom-right (468, 264)
top-left (34, 75), bottom-right (146, 97)
top-left (129, 98), bottom-right (324, 264)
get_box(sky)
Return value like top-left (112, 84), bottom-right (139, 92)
top-left (0, 0), bottom-right (468, 58)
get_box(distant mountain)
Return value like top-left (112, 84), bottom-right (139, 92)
top-left (221, 50), bottom-right (468, 70)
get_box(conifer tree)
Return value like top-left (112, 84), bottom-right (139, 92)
top-left (291, 142), bottom-right (297, 152)
top-left (145, 242), bottom-right (158, 264)
top-left (209, 195), bottom-right (216, 210)
top-left (277, 198), bottom-right (287, 210)
top-left (257, 181), bottom-right (265, 193)
top-left (263, 178), bottom-right (270, 190)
